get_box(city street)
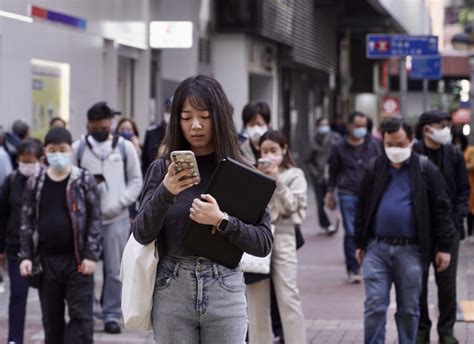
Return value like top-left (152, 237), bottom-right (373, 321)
top-left (2, 191), bottom-right (474, 343)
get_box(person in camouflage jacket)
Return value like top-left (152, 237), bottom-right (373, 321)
top-left (19, 165), bottom-right (102, 264)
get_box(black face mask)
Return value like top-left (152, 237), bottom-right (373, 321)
top-left (90, 130), bottom-right (109, 142)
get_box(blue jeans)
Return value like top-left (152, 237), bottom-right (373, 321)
top-left (338, 192), bottom-right (359, 273)
top-left (363, 241), bottom-right (423, 344)
top-left (152, 256), bottom-right (247, 344)
top-left (8, 257), bottom-right (29, 344)
top-left (101, 217), bottom-right (130, 322)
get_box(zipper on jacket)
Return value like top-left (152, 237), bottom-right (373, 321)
top-left (66, 181), bottom-right (82, 272)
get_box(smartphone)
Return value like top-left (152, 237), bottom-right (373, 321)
top-left (170, 150), bottom-right (201, 185)
top-left (258, 157), bottom-right (272, 169)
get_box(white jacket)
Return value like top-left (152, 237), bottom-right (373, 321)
top-left (72, 136), bottom-right (143, 225)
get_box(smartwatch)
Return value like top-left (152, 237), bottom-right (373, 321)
top-left (217, 212), bottom-right (229, 231)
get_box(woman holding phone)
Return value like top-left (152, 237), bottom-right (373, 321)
top-left (132, 74), bottom-right (273, 344)
top-left (247, 130), bottom-right (308, 344)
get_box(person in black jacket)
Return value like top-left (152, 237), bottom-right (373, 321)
top-left (355, 118), bottom-right (455, 344)
top-left (413, 111), bottom-right (470, 344)
top-left (0, 138), bottom-right (44, 344)
top-left (19, 128), bottom-right (102, 344)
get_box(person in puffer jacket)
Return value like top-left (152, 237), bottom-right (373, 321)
top-left (19, 127), bottom-right (102, 344)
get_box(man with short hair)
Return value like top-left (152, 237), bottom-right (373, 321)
top-left (355, 118), bottom-right (455, 343)
top-left (326, 111), bottom-right (382, 283)
top-left (72, 101), bottom-right (143, 334)
top-left (414, 110), bottom-right (470, 344)
top-left (4, 120), bottom-right (30, 168)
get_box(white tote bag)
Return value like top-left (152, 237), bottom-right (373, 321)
top-left (239, 225), bottom-right (275, 274)
top-left (120, 234), bottom-right (158, 331)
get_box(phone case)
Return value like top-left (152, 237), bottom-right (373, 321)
top-left (170, 150), bottom-right (201, 184)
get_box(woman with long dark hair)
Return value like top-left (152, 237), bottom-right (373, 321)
top-left (247, 130), bottom-right (307, 344)
top-left (132, 75), bottom-right (273, 343)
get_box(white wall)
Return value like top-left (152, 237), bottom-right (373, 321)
top-left (212, 34), bottom-right (249, 131)
top-left (0, 0), bottom-right (151, 139)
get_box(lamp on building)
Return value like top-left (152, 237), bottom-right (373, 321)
top-left (452, 30), bottom-right (474, 142)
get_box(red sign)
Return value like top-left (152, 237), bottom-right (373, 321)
top-left (452, 108), bottom-right (470, 124)
top-left (381, 96), bottom-right (400, 116)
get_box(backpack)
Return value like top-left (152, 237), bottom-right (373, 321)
top-left (76, 135), bottom-right (128, 183)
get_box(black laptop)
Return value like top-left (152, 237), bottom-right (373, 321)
top-left (182, 157), bottom-right (276, 268)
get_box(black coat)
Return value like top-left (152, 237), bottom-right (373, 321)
top-left (413, 141), bottom-right (470, 237)
top-left (354, 153), bottom-right (456, 262)
top-left (142, 122), bottom-right (166, 175)
top-left (0, 171), bottom-right (27, 257)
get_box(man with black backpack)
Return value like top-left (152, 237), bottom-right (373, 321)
top-left (354, 118), bottom-right (455, 343)
top-left (72, 102), bottom-right (143, 334)
top-left (414, 111), bottom-right (470, 344)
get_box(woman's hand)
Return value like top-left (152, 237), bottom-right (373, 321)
top-left (20, 259), bottom-right (32, 277)
top-left (258, 163), bottom-right (279, 181)
top-left (189, 194), bottom-right (224, 226)
top-left (80, 259), bottom-right (97, 275)
top-left (163, 162), bottom-right (199, 195)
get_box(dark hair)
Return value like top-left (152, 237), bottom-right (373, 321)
top-left (347, 111), bottom-right (366, 124)
top-left (381, 118), bottom-right (414, 140)
top-left (259, 130), bottom-right (296, 169)
top-left (162, 74), bottom-right (243, 163)
top-left (49, 117), bottom-right (67, 128)
top-left (12, 120), bottom-right (29, 139)
top-left (116, 118), bottom-right (140, 138)
top-left (17, 138), bottom-right (44, 159)
top-left (44, 127), bottom-right (73, 146)
top-left (242, 102), bottom-right (271, 127)
top-left (452, 129), bottom-right (468, 152)
top-left (316, 117), bottom-right (329, 126)
top-left (87, 101), bottom-right (119, 122)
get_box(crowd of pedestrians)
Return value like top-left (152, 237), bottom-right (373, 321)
top-left (0, 73), bottom-right (472, 344)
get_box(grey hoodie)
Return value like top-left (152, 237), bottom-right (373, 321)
top-left (72, 135), bottom-right (143, 225)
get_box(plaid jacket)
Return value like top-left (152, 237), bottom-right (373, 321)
top-left (19, 166), bottom-right (102, 264)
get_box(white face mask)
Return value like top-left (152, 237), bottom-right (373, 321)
top-left (246, 125), bottom-right (268, 142)
top-left (428, 126), bottom-right (451, 145)
top-left (385, 146), bottom-right (412, 164)
top-left (164, 112), bottom-right (171, 125)
top-left (18, 162), bottom-right (41, 177)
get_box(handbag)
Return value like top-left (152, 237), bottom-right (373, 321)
top-left (120, 234), bottom-right (158, 331)
top-left (240, 225), bottom-right (275, 274)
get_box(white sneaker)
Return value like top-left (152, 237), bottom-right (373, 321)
top-left (347, 272), bottom-right (362, 284)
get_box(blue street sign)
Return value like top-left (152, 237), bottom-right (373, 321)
top-left (409, 56), bottom-right (441, 80)
top-left (366, 34), bottom-right (438, 58)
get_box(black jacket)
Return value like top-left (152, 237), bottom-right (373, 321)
top-left (142, 122), bottom-right (166, 175)
top-left (413, 141), bottom-right (469, 236)
top-left (0, 171), bottom-right (27, 257)
top-left (354, 153), bottom-right (456, 262)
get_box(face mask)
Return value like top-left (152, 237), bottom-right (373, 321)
top-left (47, 153), bottom-right (71, 172)
top-left (164, 112), bottom-right (171, 125)
top-left (90, 130), bottom-right (110, 143)
top-left (118, 130), bottom-right (134, 141)
top-left (18, 162), bottom-right (40, 177)
top-left (265, 153), bottom-right (284, 167)
top-left (317, 125), bottom-right (330, 135)
top-left (385, 146), bottom-right (412, 164)
top-left (247, 125), bottom-right (268, 142)
top-left (352, 127), bottom-right (367, 139)
top-left (428, 126), bottom-right (451, 145)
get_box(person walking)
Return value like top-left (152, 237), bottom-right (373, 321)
top-left (326, 111), bottom-right (382, 283)
top-left (355, 118), bottom-right (455, 344)
top-left (246, 130), bottom-right (307, 344)
top-left (19, 127), bottom-right (102, 344)
top-left (72, 102), bottom-right (143, 334)
top-left (413, 111), bottom-right (470, 344)
top-left (132, 75), bottom-right (273, 344)
top-left (305, 117), bottom-right (340, 235)
top-left (0, 127), bottom-right (13, 185)
top-left (0, 138), bottom-right (43, 344)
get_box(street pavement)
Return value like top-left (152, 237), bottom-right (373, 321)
top-left (2, 189), bottom-right (474, 343)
